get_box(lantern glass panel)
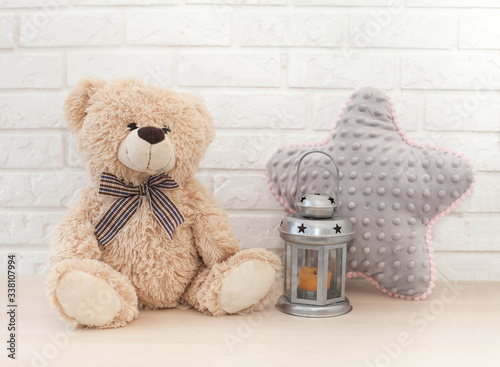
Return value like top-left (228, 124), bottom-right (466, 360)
top-left (327, 247), bottom-right (343, 301)
top-left (296, 248), bottom-right (319, 301)
top-left (285, 242), bottom-right (292, 298)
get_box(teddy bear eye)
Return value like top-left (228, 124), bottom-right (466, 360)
top-left (162, 126), bottom-right (171, 134)
top-left (127, 122), bottom-right (138, 131)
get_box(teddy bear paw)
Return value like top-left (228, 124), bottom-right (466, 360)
top-left (220, 260), bottom-right (276, 314)
top-left (55, 270), bottom-right (122, 327)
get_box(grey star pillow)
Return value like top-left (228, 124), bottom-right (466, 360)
top-left (266, 87), bottom-right (475, 300)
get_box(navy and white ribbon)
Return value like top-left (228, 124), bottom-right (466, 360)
top-left (94, 172), bottom-right (184, 246)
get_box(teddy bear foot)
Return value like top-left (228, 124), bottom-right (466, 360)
top-left (220, 260), bottom-right (276, 313)
top-left (56, 270), bottom-right (122, 327)
top-left (47, 259), bottom-right (139, 328)
top-left (182, 248), bottom-right (282, 316)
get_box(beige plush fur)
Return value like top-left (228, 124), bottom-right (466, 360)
top-left (46, 77), bottom-right (282, 328)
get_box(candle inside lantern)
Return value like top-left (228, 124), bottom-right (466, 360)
top-left (298, 266), bottom-right (332, 292)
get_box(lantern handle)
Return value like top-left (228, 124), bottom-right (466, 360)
top-left (295, 150), bottom-right (340, 205)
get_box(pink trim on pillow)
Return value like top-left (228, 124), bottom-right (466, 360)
top-left (265, 87), bottom-right (476, 301)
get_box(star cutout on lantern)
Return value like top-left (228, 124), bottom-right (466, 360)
top-left (299, 196), bottom-right (307, 203)
top-left (334, 224), bottom-right (342, 234)
top-left (297, 223), bottom-right (307, 233)
top-left (328, 197), bottom-right (336, 205)
top-left (266, 87), bottom-right (475, 300)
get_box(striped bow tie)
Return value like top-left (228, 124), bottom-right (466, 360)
top-left (94, 172), bottom-right (184, 246)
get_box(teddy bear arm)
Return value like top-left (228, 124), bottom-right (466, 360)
top-left (49, 194), bottom-right (102, 266)
top-left (186, 180), bottom-right (240, 268)
top-left (192, 208), bottom-right (241, 268)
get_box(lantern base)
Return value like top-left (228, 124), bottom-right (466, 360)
top-left (275, 295), bottom-right (352, 318)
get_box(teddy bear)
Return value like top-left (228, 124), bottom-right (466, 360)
top-left (46, 77), bottom-right (282, 329)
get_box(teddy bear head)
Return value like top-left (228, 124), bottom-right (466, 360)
top-left (65, 77), bottom-right (215, 186)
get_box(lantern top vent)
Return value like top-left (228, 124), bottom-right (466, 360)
top-left (297, 193), bottom-right (338, 219)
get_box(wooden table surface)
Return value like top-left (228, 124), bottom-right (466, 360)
top-left (1, 275), bottom-right (499, 367)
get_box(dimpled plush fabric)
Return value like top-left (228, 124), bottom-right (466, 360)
top-left (266, 87), bottom-right (475, 300)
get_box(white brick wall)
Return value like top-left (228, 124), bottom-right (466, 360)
top-left (179, 53), bottom-right (282, 87)
top-left (288, 53), bottom-right (395, 89)
top-left (0, 54), bottom-right (62, 88)
top-left (239, 11), bottom-right (344, 47)
top-left (401, 54), bottom-right (500, 90)
top-left (0, 14), bottom-right (14, 48)
top-left (0, 0), bottom-right (498, 280)
top-left (67, 52), bottom-right (173, 86)
top-left (20, 11), bottom-right (120, 47)
top-left (350, 12), bottom-right (452, 49)
top-left (126, 9), bottom-right (231, 46)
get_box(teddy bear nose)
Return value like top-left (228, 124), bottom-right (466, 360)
top-left (137, 126), bottom-right (165, 145)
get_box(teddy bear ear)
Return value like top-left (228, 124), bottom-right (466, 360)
top-left (183, 93), bottom-right (215, 147)
top-left (64, 77), bottom-right (107, 132)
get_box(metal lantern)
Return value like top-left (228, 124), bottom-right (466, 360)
top-left (276, 151), bottom-right (354, 318)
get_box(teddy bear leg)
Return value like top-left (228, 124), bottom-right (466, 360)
top-left (182, 248), bottom-right (281, 316)
top-left (46, 259), bottom-right (139, 329)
